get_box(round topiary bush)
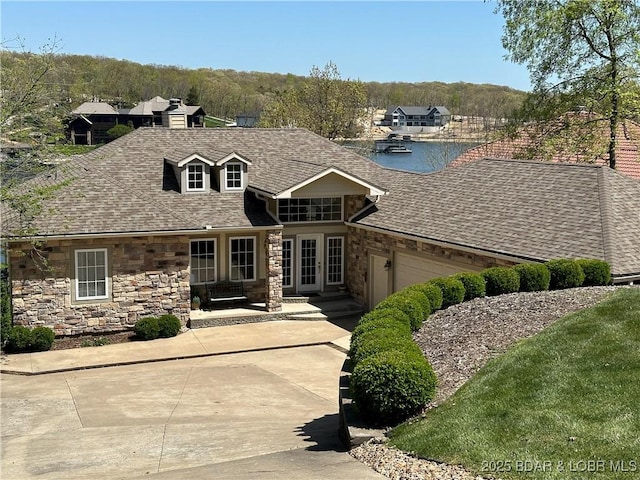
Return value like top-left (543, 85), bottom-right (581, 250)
top-left (426, 277), bottom-right (465, 309)
top-left (375, 293), bottom-right (424, 331)
top-left (30, 326), bottom-right (55, 351)
top-left (400, 288), bottom-right (432, 320)
top-left (4, 325), bottom-right (32, 353)
top-left (350, 349), bottom-right (438, 427)
top-left (452, 272), bottom-right (486, 301)
top-left (481, 267), bottom-right (520, 296)
top-left (356, 308), bottom-right (412, 331)
top-left (157, 314), bottom-right (181, 338)
top-left (352, 315), bottom-right (413, 345)
top-left (545, 259), bottom-right (586, 290)
top-left (349, 327), bottom-right (422, 366)
top-left (513, 263), bottom-right (550, 292)
top-left (412, 282), bottom-right (443, 310)
top-left (576, 259), bottom-right (611, 286)
top-left (134, 317), bottom-right (160, 341)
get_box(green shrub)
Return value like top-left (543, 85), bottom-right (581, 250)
top-left (349, 327), bottom-right (421, 365)
top-left (452, 272), bottom-right (486, 301)
top-left (576, 259), bottom-right (611, 286)
top-left (157, 314), bottom-right (181, 338)
top-left (356, 308), bottom-right (412, 331)
top-left (4, 326), bottom-right (32, 353)
top-left (400, 287), bottom-right (432, 319)
top-left (375, 293), bottom-right (424, 331)
top-left (30, 326), bottom-right (55, 351)
top-left (350, 349), bottom-right (438, 426)
top-left (545, 259), bottom-right (586, 290)
top-left (352, 315), bottom-right (412, 345)
top-left (134, 317), bottom-right (160, 340)
top-left (411, 282), bottom-right (443, 310)
top-left (513, 263), bottom-right (550, 292)
top-left (426, 277), bottom-right (465, 309)
top-left (481, 267), bottom-right (520, 296)
top-left (0, 275), bottom-right (12, 347)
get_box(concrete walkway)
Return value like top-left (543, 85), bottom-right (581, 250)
top-left (0, 320), bottom-right (383, 479)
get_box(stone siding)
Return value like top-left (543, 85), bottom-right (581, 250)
top-left (265, 230), bottom-right (283, 312)
top-left (9, 236), bottom-right (191, 335)
top-left (346, 226), bottom-right (517, 305)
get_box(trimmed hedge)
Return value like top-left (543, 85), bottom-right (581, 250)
top-left (412, 282), bottom-right (444, 310)
top-left (134, 317), bottom-right (160, 340)
top-left (356, 308), bottom-right (412, 331)
top-left (350, 349), bottom-right (437, 427)
top-left (349, 327), bottom-right (422, 366)
top-left (481, 267), bottom-right (520, 296)
top-left (4, 325), bottom-right (55, 353)
top-left (513, 263), bottom-right (550, 292)
top-left (576, 259), bottom-right (611, 286)
top-left (158, 314), bottom-right (181, 338)
top-left (452, 272), bottom-right (486, 301)
top-left (375, 293), bottom-right (424, 331)
top-left (545, 259), bottom-right (585, 290)
top-left (352, 315), bottom-right (413, 345)
top-left (427, 277), bottom-right (465, 309)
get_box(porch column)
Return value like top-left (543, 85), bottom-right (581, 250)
top-left (265, 230), bottom-right (283, 312)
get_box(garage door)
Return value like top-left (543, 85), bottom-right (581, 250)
top-left (394, 252), bottom-right (481, 292)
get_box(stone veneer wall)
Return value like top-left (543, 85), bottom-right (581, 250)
top-left (9, 236), bottom-right (191, 336)
top-left (346, 226), bottom-right (517, 305)
top-left (265, 230), bottom-right (283, 312)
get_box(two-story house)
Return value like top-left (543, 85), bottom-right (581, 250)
top-left (382, 106), bottom-right (451, 131)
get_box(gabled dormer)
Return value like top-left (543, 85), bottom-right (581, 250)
top-left (216, 152), bottom-right (252, 193)
top-left (164, 151), bottom-right (252, 194)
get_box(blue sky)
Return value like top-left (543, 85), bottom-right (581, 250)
top-left (1, 1), bottom-right (532, 91)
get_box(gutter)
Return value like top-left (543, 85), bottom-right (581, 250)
top-left (347, 195), bottom-right (381, 222)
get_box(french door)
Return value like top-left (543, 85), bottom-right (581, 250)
top-left (296, 234), bottom-right (323, 292)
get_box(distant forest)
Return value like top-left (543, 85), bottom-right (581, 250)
top-left (2, 51), bottom-right (527, 121)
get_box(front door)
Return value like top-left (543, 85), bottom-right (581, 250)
top-left (297, 234), bottom-right (323, 292)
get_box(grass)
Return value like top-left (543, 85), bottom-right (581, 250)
top-left (389, 288), bottom-right (640, 479)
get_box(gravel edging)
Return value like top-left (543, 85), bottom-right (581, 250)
top-left (350, 286), bottom-right (633, 480)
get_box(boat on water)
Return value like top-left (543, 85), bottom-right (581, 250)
top-left (384, 145), bottom-right (412, 154)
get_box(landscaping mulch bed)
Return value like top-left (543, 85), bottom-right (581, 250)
top-left (50, 331), bottom-right (136, 350)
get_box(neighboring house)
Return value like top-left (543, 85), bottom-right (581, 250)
top-left (235, 113), bottom-right (260, 128)
top-left (381, 106), bottom-right (451, 131)
top-left (3, 126), bottom-right (640, 336)
top-left (68, 97), bottom-right (206, 145)
top-left (451, 115), bottom-right (640, 181)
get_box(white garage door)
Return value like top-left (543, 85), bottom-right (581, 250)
top-left (394, 252), bottom-right (482, 292)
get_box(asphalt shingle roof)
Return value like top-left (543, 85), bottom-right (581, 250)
top-left (352, 158), bottom-right (640, 278)
top-left (2, 128), bottom-right (387, 237)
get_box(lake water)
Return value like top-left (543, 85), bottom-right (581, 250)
top-left (339, 140), bottom-right (481, 173)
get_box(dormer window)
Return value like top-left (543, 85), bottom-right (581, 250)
top-left (187, 163), bottom-right (205, 192)
top-left (225, 162), bottom-right (243, 190)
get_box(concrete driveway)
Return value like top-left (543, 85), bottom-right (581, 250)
top-left (0, 321), bottom-right (384, 479)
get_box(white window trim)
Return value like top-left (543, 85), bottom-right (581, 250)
top-left (277, 197), bottom-right (343, 224)
top-left (190, 238), bottom-right (217, 285)
top-left (229, 236), bottom-right (256, 282)
top-left (186, 163), bottom-right (206, 192)
top-left (75, 248), bottom-right (109, 301)
top-left (326, 236), bottom-right (344, 285)
top-left (282, 238), bottom-right (293, 288)
top-left (225, 162), bottom-right (244, 191)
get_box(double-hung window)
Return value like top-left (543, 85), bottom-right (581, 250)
top-left (190, 240), bottom-right (217, 284)
top-left (229, 237), bottom-right (255, 281)
top-left (225, 163), bottom-right (243, 190)
top-left (75, 249), bottom-right (108, 300)
top-left (187, 164), bottom-right (205, 191)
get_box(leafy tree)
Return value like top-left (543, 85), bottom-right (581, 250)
top-left (107, 123), bottom-right (134, 140)
top-left (496, 0), bottom-right (640, 169)
top-left (260, 61), bottom-right (368, 139)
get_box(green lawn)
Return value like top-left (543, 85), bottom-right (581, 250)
top-left (389, 288), bottom-right (640, 479)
